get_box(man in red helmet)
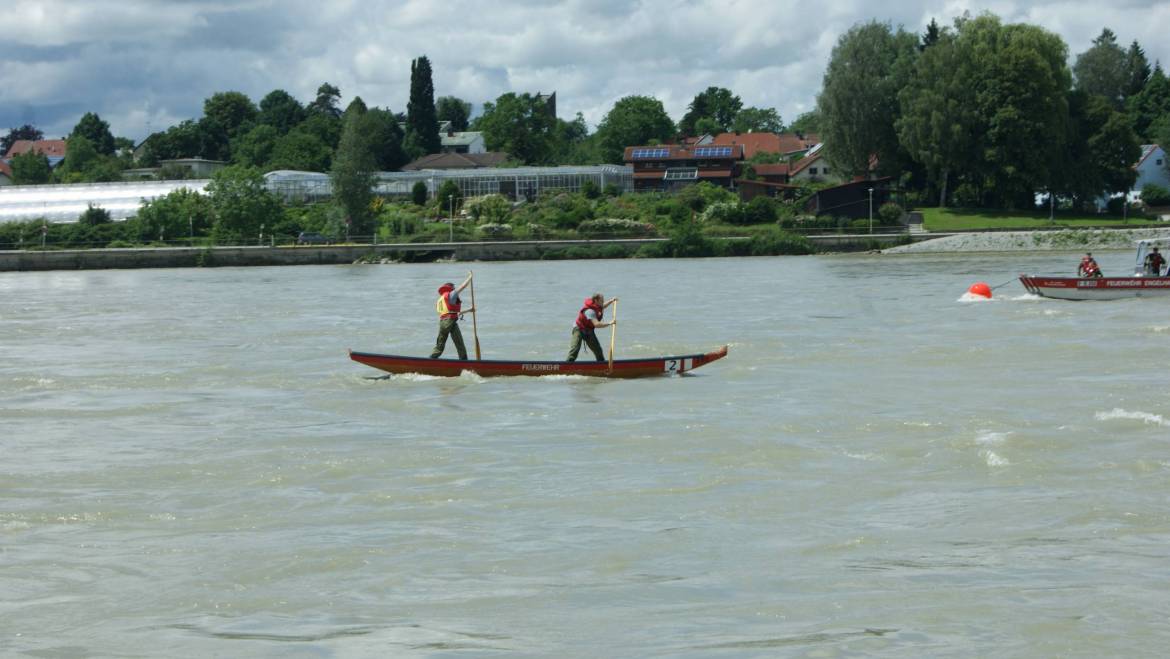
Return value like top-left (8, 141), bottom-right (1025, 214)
top-left (566, 292), bottom-right (617, 362)
top-left (430, 273), bottom-right (474, 359)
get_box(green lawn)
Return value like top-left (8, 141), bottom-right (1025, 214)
top-left (921, 207), bottom-right (1161, 231)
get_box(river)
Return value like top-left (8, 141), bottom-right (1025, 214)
top-left (3, 251), bottom-right (1168, 657)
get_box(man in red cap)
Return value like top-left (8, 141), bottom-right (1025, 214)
top-left (566, 292), bottom-right (617, 362)
top-left (431, 273), bottom-right (474, 359)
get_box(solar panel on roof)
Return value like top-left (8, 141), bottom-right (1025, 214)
top-left (694, 146), bottom-right (733, 157)
top-left (632, 147), bottom-right (669, 159)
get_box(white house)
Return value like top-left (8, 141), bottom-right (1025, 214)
top-left (440, 131), bottom-right (485, 154)
top-left (1134, 144), bottom-right (1169, 196)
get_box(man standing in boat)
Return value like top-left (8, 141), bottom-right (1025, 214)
top-left (1144, 247), bottom-right (1166, 276)
top-left (430, 274), bottom-right (474, 359)
top-left (566, 293), bottom-right (617, 362)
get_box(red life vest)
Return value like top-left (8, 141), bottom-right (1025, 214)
top-left (575, 298), bottom-right (603, 333)
top-left (436, 286), bottom-right (461, 319)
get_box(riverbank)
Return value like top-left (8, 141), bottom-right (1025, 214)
top-left (0, 232), bottom-right (916, 271)
top-left (883, 227), bottom-right (1170, 254)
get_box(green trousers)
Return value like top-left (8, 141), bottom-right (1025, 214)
top-left (566, 327), bottom-right (605, 362)
top-left (431, 317), bottom-right (468, 359)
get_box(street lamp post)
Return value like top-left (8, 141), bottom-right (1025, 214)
top-left (868, 188), bottom-right (874, 234)
top-left (449, 196), bottom-right (454, 243)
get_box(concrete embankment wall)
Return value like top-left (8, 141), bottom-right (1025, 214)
top-left (0, 234), bottom-right (920, 272)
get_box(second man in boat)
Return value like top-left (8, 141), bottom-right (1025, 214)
top-left (566, 293), bottom-right (617, 362)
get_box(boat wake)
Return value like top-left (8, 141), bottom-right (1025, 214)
top-left (1095, 408), bottom-right (1170, 427)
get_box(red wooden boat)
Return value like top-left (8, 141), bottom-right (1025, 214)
top-left (349, 345), bottom-right (728, 379)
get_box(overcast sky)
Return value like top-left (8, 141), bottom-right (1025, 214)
top-left (3, 0), bottom-right (1168, 142)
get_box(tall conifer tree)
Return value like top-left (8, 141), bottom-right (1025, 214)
top-left (407, 56), bottom-right (441, 156)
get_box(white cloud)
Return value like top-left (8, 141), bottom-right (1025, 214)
top-left (2, 0), bottom-right (1168, 141)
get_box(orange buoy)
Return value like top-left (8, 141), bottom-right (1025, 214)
top-left (967, 282), bottom-right (992, 299)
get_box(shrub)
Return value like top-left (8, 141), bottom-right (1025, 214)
top-left (742, 196), bottom-right (778, 224)
top-left (1142, 183), bottom-right (1170, 207)
top-left (577, 218), bottom-right (656, 237)
top-left (79, 204), bottom-right (112, 226)
top-left (466, 194), bottom-right (512, 224)
top-left (580, 179), bottom-right (600, 199)
top-left (477, 223), bottom-right (513, 239)
top-left (878, 201), bottom-right (904, 225)
top-left (701, 201), bottom-right (743, 225)
top-left (411, 180), bottom-right (428, 206)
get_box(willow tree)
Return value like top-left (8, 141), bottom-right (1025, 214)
top-left (817, 21), bottom-right (918, 179)
top-left (899, 14), bottom-right (1071, 208)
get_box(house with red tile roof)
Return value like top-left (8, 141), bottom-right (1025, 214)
top-left (705, 132), bottom-right (821, 159)
top-left (623, 143), bottom-right (744, 191)
top-left (3, 139), bottom-right (68, 168)
top-left (401, 151), bottom-right (511, 171)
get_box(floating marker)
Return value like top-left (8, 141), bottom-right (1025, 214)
top-left (967, 282), bottom-right (992, 299)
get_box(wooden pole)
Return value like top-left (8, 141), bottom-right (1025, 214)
top-left (469, 271), bottom-right (481, 360)
top-left (607, 299), bottom-right (617, 372)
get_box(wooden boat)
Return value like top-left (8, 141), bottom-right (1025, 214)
top-left (349, 345), bottom-right (728, 379)
top-left (1019, 238), bottom-right (1170, 300)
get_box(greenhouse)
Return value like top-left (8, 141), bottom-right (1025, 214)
top-left (265, 165), bottom-right (633, 203)
top-left (0, 180), bottom-right (209, 223)
top-left (0, 165), bottom-right (633, 224)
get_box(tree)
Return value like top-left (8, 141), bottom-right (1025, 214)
top-left (296, 112), bottom-right (342, 152)
top-left (1125, 41), bottom-right (1152, 99)
top-left (57, 135), bottom-right (100, 179)
top-left (436, 179), bottom-right (462, 217)
top-left (308, 83), bottom-right (342, 118)
top-left (788, 111), bottom-right (821, 135)
top-left (363, 107), bottom-right (408, 171)
top-left (899, 14), bottom-right (1073, 208)
top-left (1, 124), bottom-right (43, 156)
top-left (730, 107), bottom-right (783, 134)
top-left (595, 96), bottom-right (675, 164)
top-left (436, 96), bottom-right (472, 131)
top-left (1052, 91), bottom-right (1139, 206)
top-left (206, 165), bottom-right (283, 243)
top-left (898, 22), bottom-right (977, 206)
top-left (1127, 64), bottom-right (1170, 140)
top-left (135, 187), bottom-right (214, 242)
top-left (141, 120), bottom-right (208, 164)
top-left (200, 91), bottom-right (258, 161)
top-left (406, 56), bottom-right (440, 155)
top-left (818, 20), bottom-right (918, 178)
top-left (678, 87), bottom-right (743, 136)
top-left (231, 124), bottom-right (279, 168)
top-left (477, 92), bottom-right (558, 164)
top-left (920, 18), bottom-right (942, 51)
top-left (70, 112), bottom-right (116, 156)
top-left (331, 103), bottom-right (377, 236)
top-left (268, 127), bottom-right (332, 172)
top-left (1073, 28), bottom-right (1129, 108)
top-left (258, 89), bottom-right (306, 134)
top-left (9, 150), bottom-right (52, 184)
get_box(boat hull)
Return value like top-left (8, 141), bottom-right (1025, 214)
top-left (1019, 274), bottom-right (1170, 300)
top-left (349, 346), bottom-right (729, 378)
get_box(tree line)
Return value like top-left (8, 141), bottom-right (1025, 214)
top-left (816, 14), bottom-right (1170, 209)
top-left (3, 55), bottom-right (791, 188)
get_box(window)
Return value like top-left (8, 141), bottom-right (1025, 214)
top-left (1158, 159), bottom-right (1164, 166)
top-left (808, 167), bottom-right (818, 175)
top-left (823, 167), bottom-right (829, 174)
